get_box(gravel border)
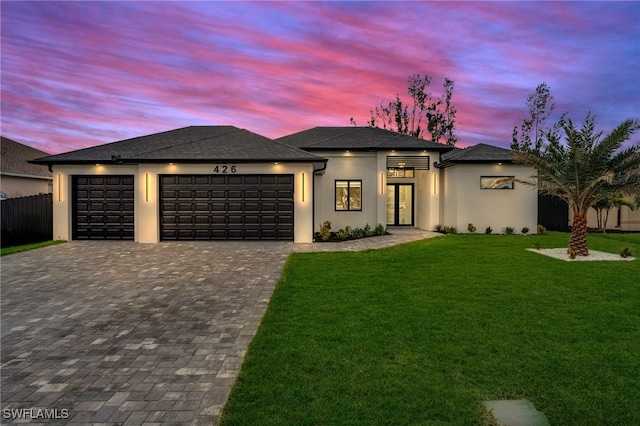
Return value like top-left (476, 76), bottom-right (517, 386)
top-left (526, 248), bottom-right (635, 262)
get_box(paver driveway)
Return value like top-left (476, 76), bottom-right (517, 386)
top-left (0, 229), bottom-right (439, 425)
top-left (1, 241), bottom-right (292, 425)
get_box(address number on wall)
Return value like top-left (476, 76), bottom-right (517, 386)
top-left (213, 165), bottom-right (237, 174)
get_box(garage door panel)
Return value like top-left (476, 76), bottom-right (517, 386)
top-left (73, 175), bottom-right (134, 240)
top-left (160, 174), bottom-right (294, 241)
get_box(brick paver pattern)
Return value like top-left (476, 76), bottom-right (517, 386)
top-left (1, 228), bottom-right (439, 425)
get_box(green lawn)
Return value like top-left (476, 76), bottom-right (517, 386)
top-left (220, 233), bottom-right (639, 426)
top-left (0, 240), bottom-right (66, 256)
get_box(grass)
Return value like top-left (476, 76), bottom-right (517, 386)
top-left (0, 240), bottom-right (66, 256)
top-left (219, 232), bottom-right (640, 425)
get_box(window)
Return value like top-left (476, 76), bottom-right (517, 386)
top-left (335, 180), bottom-right (362, 211)
top-left (480, 176), bottom-right (514, 190)
top-left (387, 168), bottom-right (415, 178)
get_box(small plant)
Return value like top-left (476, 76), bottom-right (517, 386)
top-left (503, 226), bottom-right (515, 235)
top-left (467, 223), bottom-right (476, 233)
top-left (521, 227), bottom-right (529, 235)
top-left (485, 226), bottom-right (493, 234)
top-left (319, 221), bottom-right (332, 241)
top-left (364, 223), bottom-right (375, 237)
top-left (374, 223), bottom-right (386, 235)
top-left (443, 226), bottom-right (458, 234)
top-left (434, 224), bottom-right (444, 233)
top-left (620, 247), bottom-right (634, 258)
top-left (537, 224), bottom-right (547, 234)
top-left (336, 230), bottom-right (348, 240)
top-left (567, 248), bottom-right (577, 259)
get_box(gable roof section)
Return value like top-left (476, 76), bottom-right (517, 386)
top-left (1, 136), bottom-right (52, 178)
top-left (277, 127), bottom-right (453, 152)
top-left (31, 126), bottom-right (325, 165)
top-left (436, 143), bottom-right (515, 168)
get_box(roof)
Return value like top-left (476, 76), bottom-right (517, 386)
top-left (277, 127), bottom-right (453, 152)
top-left (31, 126), bottom-right (325, 165)
top-left (1, 137), bottom-right (52, 178)
top-left (436, 143), bottom-right (515, 168)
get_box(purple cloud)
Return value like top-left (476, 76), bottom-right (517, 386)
top-left (1, 1), bottom-right (638, 154)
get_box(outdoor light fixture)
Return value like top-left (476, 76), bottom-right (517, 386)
top-left (57, 173), bottom-right (62, 202)
top-left (432, 172), bottom-right (438, 196)
top-left (379, 173), bottom-right (385, 194)
top-left (145, 173), bottom-right (149, 202)
top-left (301, 172), bottom-right (305, 201)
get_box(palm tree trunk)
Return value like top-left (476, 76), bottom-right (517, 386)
top-left (569, 210), bottom-right (589, 256)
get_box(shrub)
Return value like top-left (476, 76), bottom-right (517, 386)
top-left (336, 230), bottom-right (348, 240)
top-left (443, 226), bottom-right (458, 234)
top-left (434, 224), bottom-right (444, 233)
top-left (568, 248), bottom-right (577, 259)
top-left (485, 226), bottom-right (493, 234)
top-left (374, 223), bottom-right (386, 235)
top-left (521, 227), bottom-right (529, 235)
top-left (620, 247), bottom-right (634, 258)
top-left (467, 223), bottom-right (477, 233)
top-left (537, 224), bottom-right (547, 234)
top-left (503, 227), bottom-right (515, 235)
top-left (319, 221), bottom-right (332, 241)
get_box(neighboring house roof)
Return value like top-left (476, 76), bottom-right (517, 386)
top-left (1, 136), bottom-right (52, 179)
top-left (277, 127), bottom-right (454, 152)
top-left (436, 143), bottom-right (515, 168)
top-left (31, 126), bottom-right (325, 165)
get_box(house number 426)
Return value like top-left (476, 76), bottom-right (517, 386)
top-left (214, 165), bottom-right (236, 174)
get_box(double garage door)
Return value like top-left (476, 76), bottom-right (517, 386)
top-left (160, 174), bottom-right (294, 240)
top-left (72, 174), bottom-right (294, 241)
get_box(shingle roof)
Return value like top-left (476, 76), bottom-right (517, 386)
top-left (1, 137), bottom-right (52, 178)
top-left (31, 126), bottom-right (325, 165)
top-left (277, 127), bottom-right (453, 152)
top-left (436, 143), bottom-right (515, 168)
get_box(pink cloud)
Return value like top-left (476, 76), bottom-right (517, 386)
top-left (1, 1), bottom-right (638, 154)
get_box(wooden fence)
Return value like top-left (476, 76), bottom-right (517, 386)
top-left (1, 193), bottom-right (53, 248)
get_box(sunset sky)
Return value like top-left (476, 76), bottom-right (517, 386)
top-left (2, 1), bottom-right (638, 155)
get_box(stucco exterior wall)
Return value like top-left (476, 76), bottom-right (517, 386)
top-left (1, 175), bottom-right (52, 198)
top-left (442, 163), bottom-right (537, 234)
top-left (52, 162), bottom-right (315, 243)
top-left (313, 152), bottom-right (381, 231)
top-left (313, 150), bottom-right (440, 232)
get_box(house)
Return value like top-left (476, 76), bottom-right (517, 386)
top-left (1, 136), bottom-right (53, 198)
top-left (31, 125), bottom-right (538, 243)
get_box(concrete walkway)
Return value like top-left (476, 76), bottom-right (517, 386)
top-left (1, 228), bottom-right (440, 425)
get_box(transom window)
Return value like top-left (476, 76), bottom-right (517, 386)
top-left (335, 180), bottom-right (362, 211)
top-left (387, 168), bottom-right (415, 178)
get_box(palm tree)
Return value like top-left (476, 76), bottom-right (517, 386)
top-left (514, 113), bottom-right (640, 256)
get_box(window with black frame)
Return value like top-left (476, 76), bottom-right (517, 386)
top-left (480, 176), bottom-right (514, 189)
top-left (335, 180), bottom-right (362, 211)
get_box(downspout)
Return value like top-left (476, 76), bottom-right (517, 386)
top-left (312, 161), bottom-right (328, 242)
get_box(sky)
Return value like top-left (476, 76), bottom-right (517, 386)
top-left (1, 1), bottom-right (639, 155)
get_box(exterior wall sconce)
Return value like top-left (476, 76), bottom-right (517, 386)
top-left (379, 173), bottom-right (385, 195)
top-left (57, 173), bottom-right (62, 202)
top-left (432, 172), bottom-right (438, 196)
top-left (301, 172), bottom-right (305, 202)
top-left (145, 173), bottom-right (150, 202)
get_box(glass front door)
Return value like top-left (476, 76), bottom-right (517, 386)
top-left (386, 184), bottom-right (413, 226)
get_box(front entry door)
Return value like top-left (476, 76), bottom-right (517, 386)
top-left (387, 184), bottom-right (414, 226)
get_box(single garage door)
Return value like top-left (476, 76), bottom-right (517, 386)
top-left (72, 175), bottom-right (135, 240)
top-left (160, 174), bottom-right (294, 240)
